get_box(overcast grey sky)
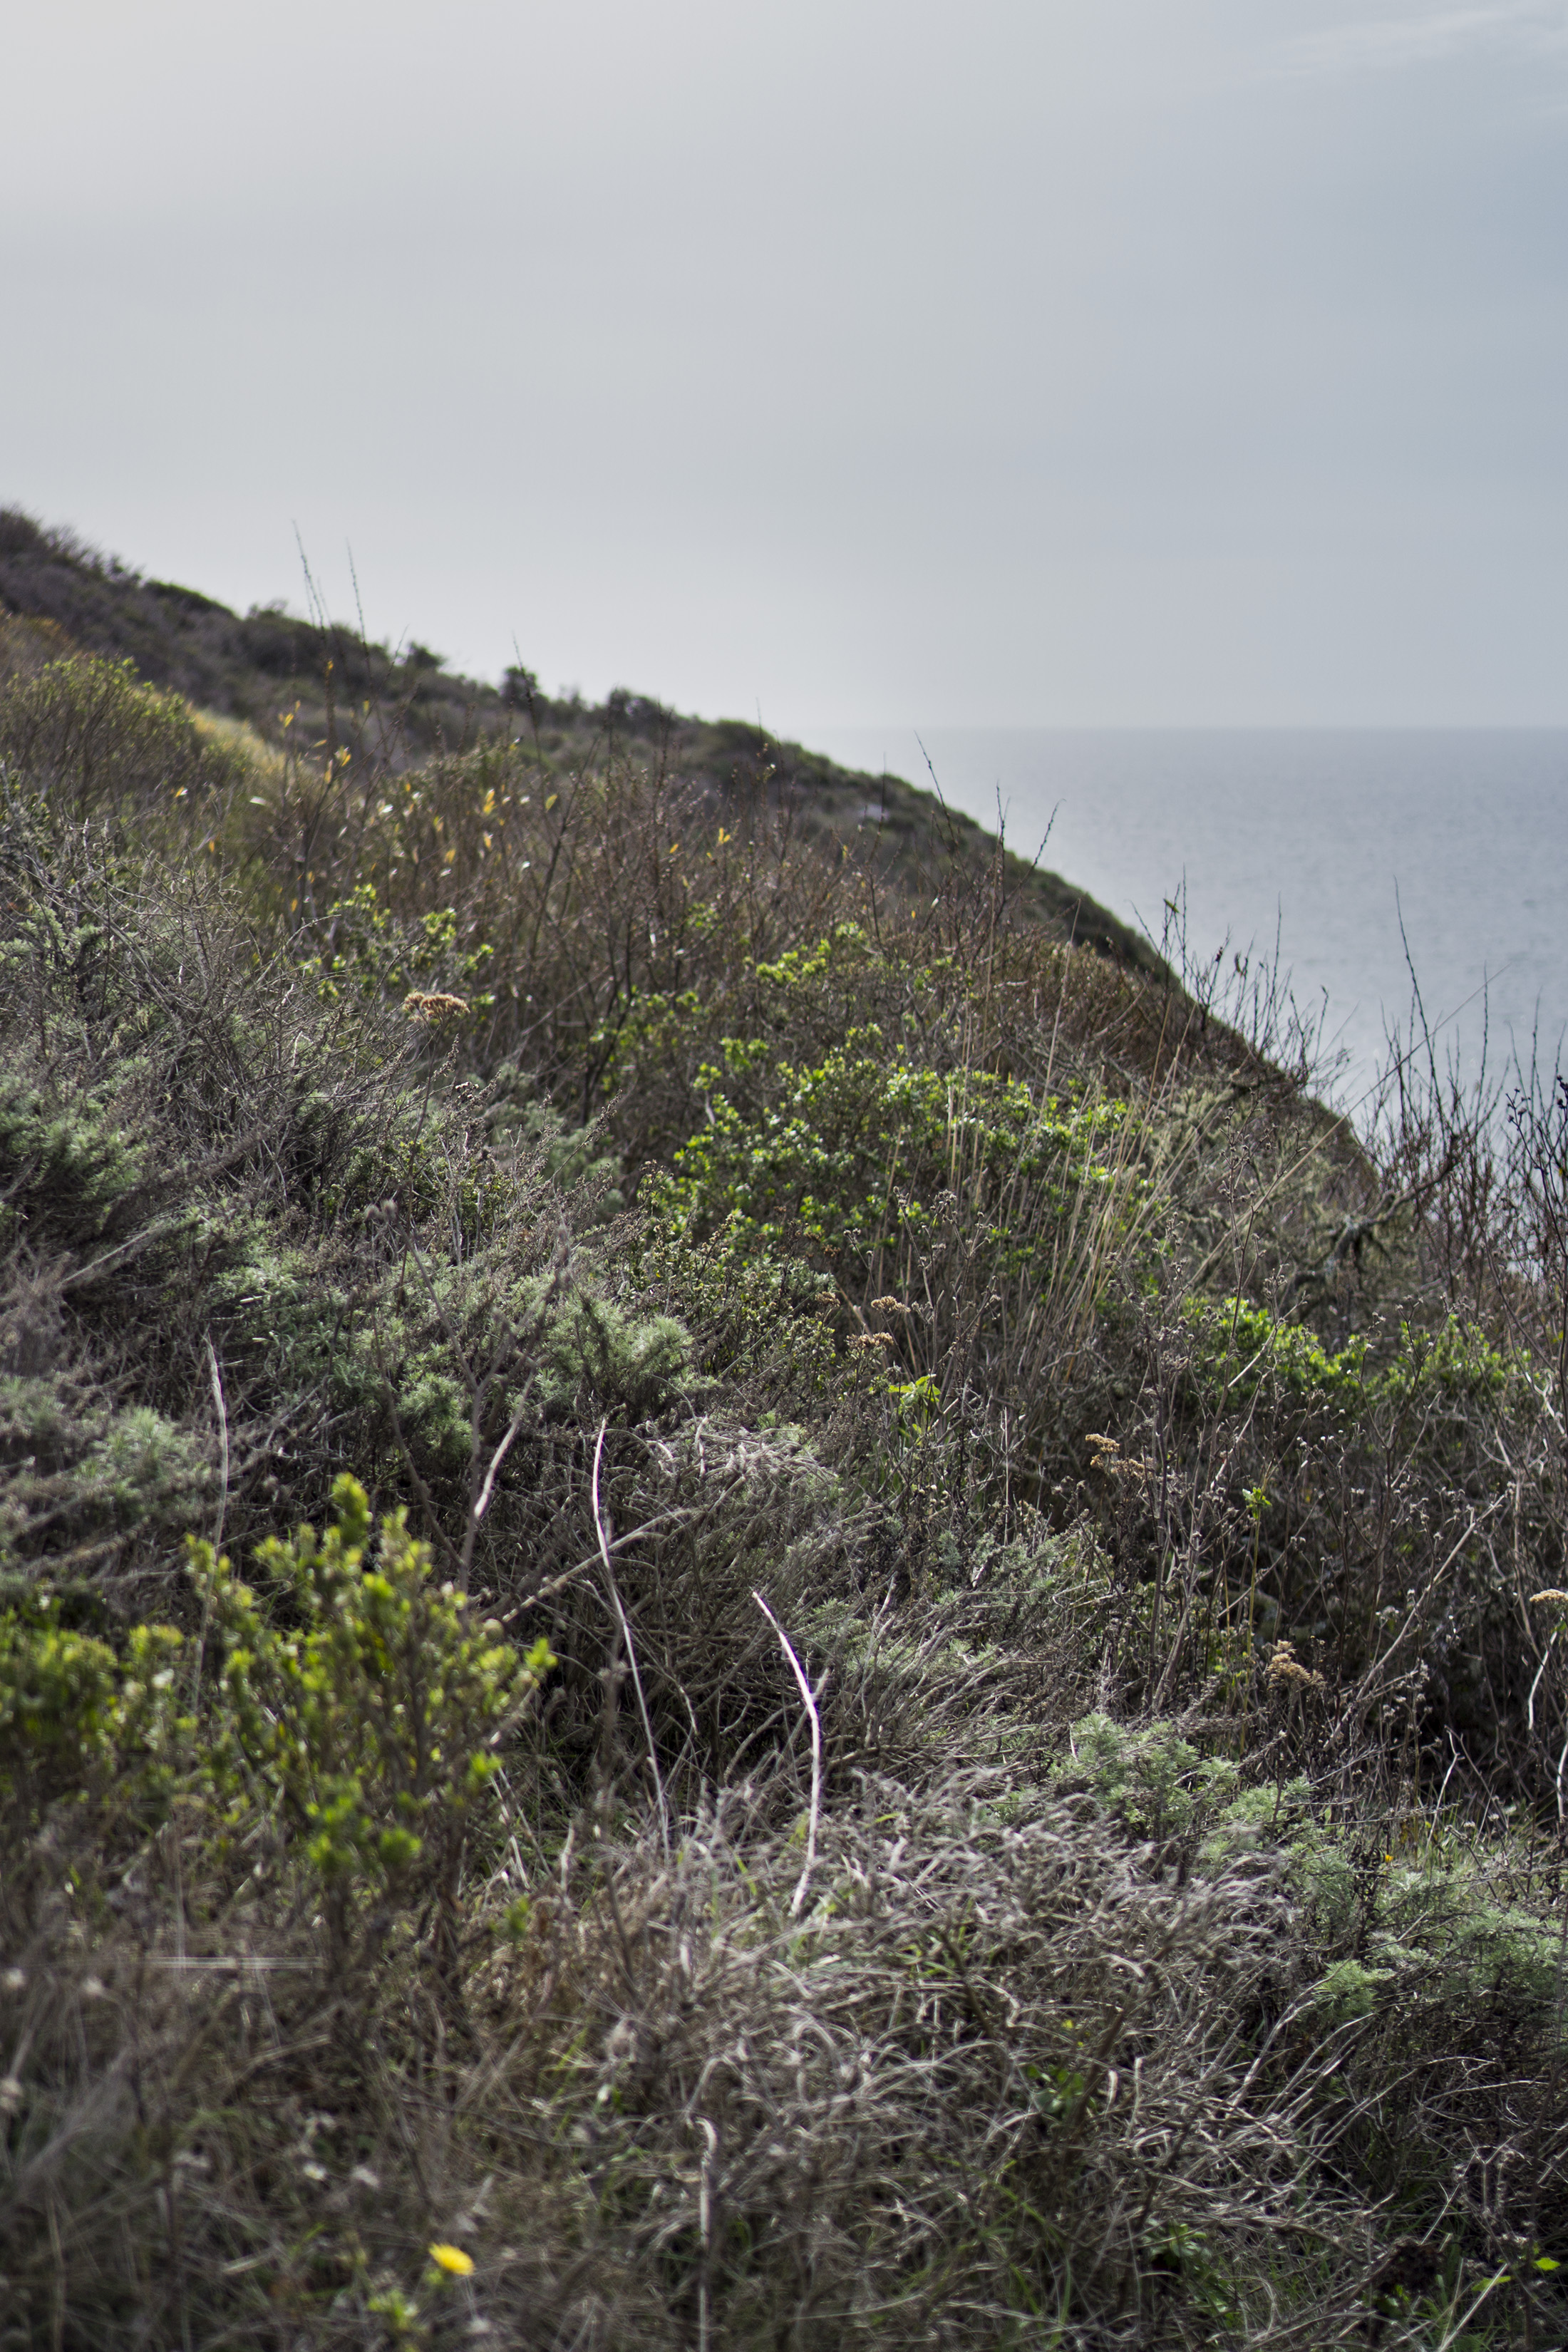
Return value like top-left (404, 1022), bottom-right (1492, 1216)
top-left (4, 1), bottom-right (1567, 729)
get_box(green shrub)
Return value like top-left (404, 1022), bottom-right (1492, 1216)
top-left (0, 1078), bottom-right (146, 1251)
top-left (1311, 1955), bottom-right (1389, 2023)
top-left (0, 655), bottom-right (253, 825)
top-left (625, 1217), bottom-right (843, 1404)
top-left (301, 880), bottom-right (496, 1022)
top-left (654, 1028), bottom-right (1133, 1278)
top-left (189, 1475), bottom-right (552, 1950)
top-left (527, 1284), bottom-right (692, 1419)
top-left (1381, 1312), bottom-right (1517, 1407)
top-left (0, 1472), bottom-right (554, 1916)
top-left (1186, 1298), bottom-right (1525, 1418)
top-left (1058, 1711), bottom-right (1243, 1840)
top-left (0, 1378), bottom-right (213, 1570)
top-left (1185, 1294), bottom-right (1369, 1406)
top-left (0, 1601), bottom-right (190, 1820)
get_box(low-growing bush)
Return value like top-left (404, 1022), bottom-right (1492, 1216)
top-left (190, 1476), bottom-right (555, 1969)
top-left (0, 654), bottom-right (257, 830)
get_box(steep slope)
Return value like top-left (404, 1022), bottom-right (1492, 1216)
top-left (0, 505), bottom-right (1159, 970)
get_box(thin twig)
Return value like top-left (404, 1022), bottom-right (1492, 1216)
top-left (460, 1391), bottom-right (535, 1587)
top-left (753, 1589), bottom-right (823, 1919)
top-left (696, 2114), bottom-right (718, 2352)
top-left (473, 1403), bottom-right (527, 1530)
top-left (191, 1336), bottom-right (230, 1702)
top-left (205, 1336), bottom-right (229, 1555)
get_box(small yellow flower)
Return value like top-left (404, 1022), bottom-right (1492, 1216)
top-left (429, 2243), bottom-right (475, 2277)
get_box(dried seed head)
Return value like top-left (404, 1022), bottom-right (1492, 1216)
top-left (403, 991), bottom-right (470, 1022)
top-left (1268, 1640), bottom-right (1324, 1693)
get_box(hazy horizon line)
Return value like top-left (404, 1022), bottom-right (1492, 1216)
top-left (801, 717), bottom-right (1568, 741)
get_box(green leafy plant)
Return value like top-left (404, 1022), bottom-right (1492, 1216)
top-left (1185, 1294), bottom-right (1369, 1405)
top-left (302, 880), bottom-right (496, 1018)
top-left (0, 1601), bottom-right (191, 1820)
top-left (1058, 1710), bottom-right (1244, 1841)
top-left (189, 1475), bottom-right (552, 1961)
top-left (1381, 1313), bottom-right (1516, 1407)
top-left (656, 1029), bottom-right (1133, 1278)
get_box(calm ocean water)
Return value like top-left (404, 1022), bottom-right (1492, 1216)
top-left (808, 728), bottom-right (1568, 1110)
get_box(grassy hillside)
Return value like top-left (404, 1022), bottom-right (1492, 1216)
top-left (0, 531), bottom-right (1565, 2348)
top-left (0, 508), bottom-right (1157, 972)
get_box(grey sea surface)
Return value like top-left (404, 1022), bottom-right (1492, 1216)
top-left (808, 728), bottom-right (1568, 1111)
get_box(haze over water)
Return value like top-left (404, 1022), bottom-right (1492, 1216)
top-left (811, 728), bottom-right (1568, 1110)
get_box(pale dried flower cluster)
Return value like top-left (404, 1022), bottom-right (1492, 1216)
top-left (403, 991), bottom-right (470, 1022)
top-left (1086, 1432), bottom-right (1152, 1485)
top-left (1267, 1639), bottom-right (1324, 1694)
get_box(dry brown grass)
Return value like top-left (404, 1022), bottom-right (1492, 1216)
top-left (0, 1736), bottom-right (1426, 2351)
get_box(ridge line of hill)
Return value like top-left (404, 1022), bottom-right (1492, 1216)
top-left (0, 505), bottom-right (1160, 974)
